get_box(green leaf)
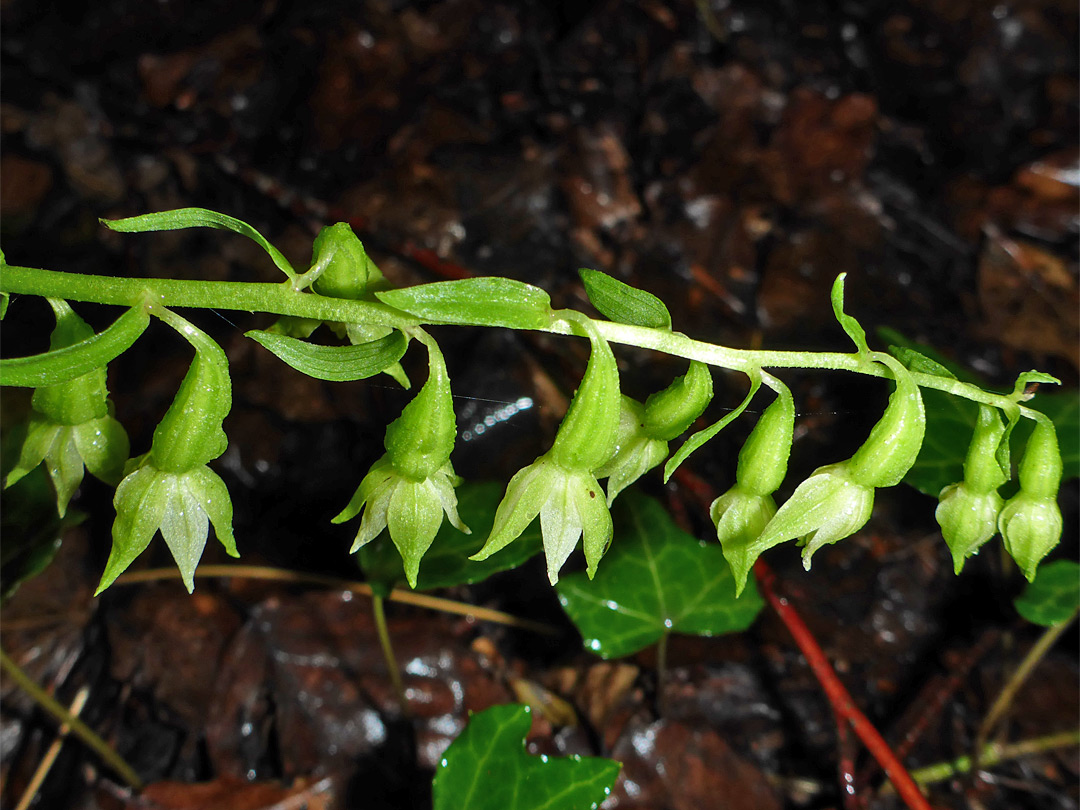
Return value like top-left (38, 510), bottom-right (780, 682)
top-left (245, 329), bottom-right (407, 383)
top-left (888, 346), bottom-right (957, 380)
top-left (663, 370), bottom-right (761, 483)
top-left (432, 704), bottom-right (620, 810)
top-left (877, 327), bottom-right (980, 383)
top-left (578, 268), bottom-right (672, 330)
top-left (0, 304), bottom-right (150, 388)
top-left (101, 208), bottom-right (296, 280)
top-left (359, 482), bottom-right (543, 594)
top-left (555, 493), bottom-right (764, 659)
top-left (376, 278), bottom-right (553, 329)
top-left (1013, 560), bottom-right (1080, 627)
top-left (830, 274), bottom-right (869, 356)
top-left (1012, 370), bottom-right (1062, 400)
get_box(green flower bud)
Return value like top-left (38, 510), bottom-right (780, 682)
top-left (710, 487), bottom-right (777, 595)
top-left (384, 334), bottom-right (455, 481)
top-left (150, 312), bottom-right (230, 473)
top-left (999, 418), bottom-right (1063, 581)
top-left (642, 361), bottom-right (713, 441)
top-left (849, 356), bottom-right (925, 488)
top-left (595, 396), bottom-right (669, 505)
top-left (6, 300), bottom-right (130, 515)
top-left (734, 383), bottom-right (795, 497)
top-left (309, 223), bottom-right (385, 300)
top-left (549, 314), bottom-right (621, 472)
top-left (936, 406), bottom-right (1008, 573)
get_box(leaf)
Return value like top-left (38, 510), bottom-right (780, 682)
top-left (359, 482), bottom-right (543, 594)
top-left (245, 329), bottom-right (407, 382)
top-left (877, 327), bottom-right (980, 383)
top-left (830, 274), bottom-right (869, 356)
top-left (377, 278), bottom-right (553, 329)
top-left (578, 268), bottom-right (672, 330)
top-left (432, 704), bottom-right (620, 810)
top-left (888, 345), bottom-right (957, 380)
top-left (1012, 370), bottom-right (1062, 399)
top-left (663, 370), bottom-right (761, 482)
top-left (555, 493), bottom-right (764, 659)
top-left (1013, 560), bottom-right (1080, 627)
top-left (0, 304), bottom-right (150, 387)
top-left (101, 208), bottom-right (296, 280)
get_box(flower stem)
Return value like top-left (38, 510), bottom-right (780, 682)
top-left (372, 595), bottom-right (410, 718)
top-left (0, 647), bottom-right (143, 790)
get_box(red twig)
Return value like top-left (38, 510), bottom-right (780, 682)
top-left (754, 559), bottom-right (931, 810)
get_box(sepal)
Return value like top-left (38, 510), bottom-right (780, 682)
top-left (595, 396), bottom-right (668, 504)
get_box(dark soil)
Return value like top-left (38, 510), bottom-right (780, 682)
top-left (1, 1), bottom-right (1077, 809)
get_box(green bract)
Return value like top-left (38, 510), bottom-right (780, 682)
top-left (333, 332), bottom-right (469, 587)
top-left (999, 418), bottom-right (1063, 581)
top-left (936, 405), bottom-right (1008, 573)
top-left (5, 300), bottom-right (129, 515)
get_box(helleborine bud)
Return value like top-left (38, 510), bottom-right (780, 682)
top-left (710, 487), bottom-right (777, 595)
top-left (549, 314), bottom-right (621, 472)
top-left (734, 384), bottom-right (795, 497)
top-left (595, 396), bottom-right (669, 505)
top-left (309, 223), bottom-right (385, 300)
top-left (754, 462), bottom-right (875, 570)
top-left (849, 357), bottom-right (925, 488)
top-left (150, 313), bottom-right (231, 473)
top-left (999, 418), bottom-right (1063, 581)
top-left (6, 300), bottom-right (130, 515)
top-left (642, 361), bottom-right (713, 441)
top-left (936, 406), bottom-right (1008, 573)
top-left (384, 336), bottom-right (456, 480)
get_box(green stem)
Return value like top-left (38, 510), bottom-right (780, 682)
top-left (0, 647), bottom-right (144, 790)
top-left (974, 608), bottom-right (1079, 768)
top-left (372, 595), bottom-right (410, 718)
top-left (0, 264), bottom-right (1046, 420)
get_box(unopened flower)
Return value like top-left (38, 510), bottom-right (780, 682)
top-left (999, 417), bottom-right (1063, 581)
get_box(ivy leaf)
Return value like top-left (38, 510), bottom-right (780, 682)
top-left (359, 481), bottom-right (543, 594)
top-left (555, 492), bottom-right (764, 659)
top-left (830, 274), bottom-right (869, 356)
top-left (1, 304), bottom-right (151, 388)
top-left (432, 704), bottom-right (620, 810)
top-left (377, 278), bottom-right (553, 329)
top-left (102, 208), bottom-right (296, 280)
top-left (578, 268), bottom-right (672, 330)
top-left (1013, 560), bottom-right (1080, 627)
top-left (245, 329), bottom-right (407, 382)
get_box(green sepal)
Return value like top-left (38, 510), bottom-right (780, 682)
top-left (245, 328), bottom-right (407, 382)
top-left (849, 354), bottom-right (925, 487)
top-left (735, 378), bottom-right (794, 496)
top-left (755, 462), bottom-right (875, 570)
top-left (150, 312), bottom-right (231, 473)
top-left (384, 336), bottom-right (456, 480)
top-left (642, 360), bottom-right (713, 441)
top-left (595, 396), bottom-right (669, 505)
top-left (663, 369), bottom-right (762, 483)
top-left (307, 223), bottom-right (385, 299)
top-left (376, 277), bottom-right (553, 329)
top-left (102, 208), bottom-right (296, 280)
top-left (578, 267), bottom-right (672, 330)
top-left (549, 316), bottom-right (620, 472)
top-left (830, 274), bottom-right (869, 356)
top-left (97, 462), bottom-right (237, 594)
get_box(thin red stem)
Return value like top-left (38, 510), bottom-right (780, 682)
top-left (754, 559), bottom-right (931, 810)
